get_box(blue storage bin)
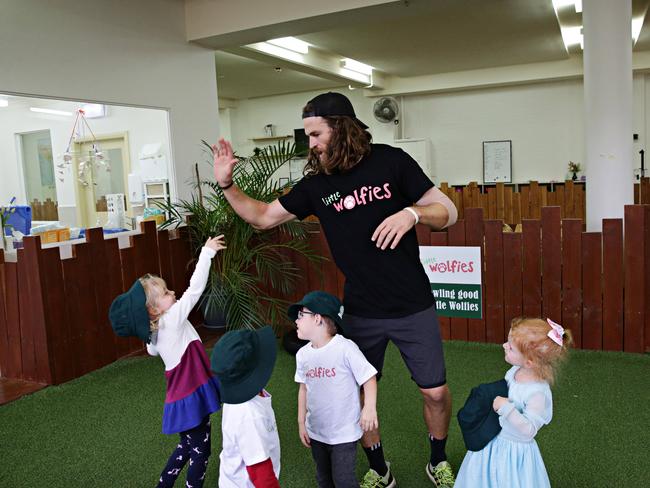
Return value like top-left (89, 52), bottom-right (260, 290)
top-left (4, 206), bottom-right (31, 236)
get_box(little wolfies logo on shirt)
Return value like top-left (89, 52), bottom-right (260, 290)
top-left (320, 183), bottom-right (392, 213)
top-left (305, 366), bottom-right (336, 379)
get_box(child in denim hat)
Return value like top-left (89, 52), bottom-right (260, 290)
top-left (289, 291), bottom-right (378, 488)
top-left (211, 326), bottom-right (281, 488)
top-left (109, 236), bottom-right (225, 488)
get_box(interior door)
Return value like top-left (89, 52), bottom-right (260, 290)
top-left (74, 135), bottom-right (131, 229)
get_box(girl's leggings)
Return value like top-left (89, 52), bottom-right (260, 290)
top-left (157, 415), bottom-right (211, 488)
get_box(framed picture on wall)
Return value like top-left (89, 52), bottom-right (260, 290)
top-left (483, 140), bottom-right (512, 183)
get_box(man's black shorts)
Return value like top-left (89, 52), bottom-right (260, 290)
top-left (343, 304), bottom-right (446, 389)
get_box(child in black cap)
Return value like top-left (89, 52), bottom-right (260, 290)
top-left (211, 326), bottom-right (281, 488)
top-left (109, 235), bottom-right (225, 488)
top-left (289, 291), bottom-right (378, 488)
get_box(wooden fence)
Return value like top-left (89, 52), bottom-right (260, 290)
top-left (0, 221), bottom-right (194, 385)
top-left (1, 208), bottom-right (648, 385)
top-left (290, 207), bottom-right (649, 354)
top-left (438, 178), bottom-right (650, 225)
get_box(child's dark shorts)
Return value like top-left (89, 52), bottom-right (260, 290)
top-left (342, 303), bottom-right (446, 389)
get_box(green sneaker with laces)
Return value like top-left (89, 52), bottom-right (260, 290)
top-left (360, 461), bottom-right (397, 488)
top-left (425, 460), bottom-right (455, 487)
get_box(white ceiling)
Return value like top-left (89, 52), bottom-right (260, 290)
top-left (214, 0), bottom-right (650, 101)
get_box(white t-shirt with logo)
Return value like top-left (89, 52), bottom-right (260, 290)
top-left (219, 391), bottom-right (281, 488)
top-left (295, 334), bottom-right (377, 444)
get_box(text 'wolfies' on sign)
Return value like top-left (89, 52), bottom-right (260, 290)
top-left (419, 246), bottom-right (482, 319)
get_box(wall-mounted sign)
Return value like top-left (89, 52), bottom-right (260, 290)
top-left (419, 246), bottom-right (482, 319)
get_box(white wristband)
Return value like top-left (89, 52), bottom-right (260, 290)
top-left (404, 206), bottom-right (419, 225)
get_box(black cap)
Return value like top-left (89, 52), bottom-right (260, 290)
top-left (287, 290), bottom-right (345, 332)
top-left (302, 92), bottom-right (368, 129)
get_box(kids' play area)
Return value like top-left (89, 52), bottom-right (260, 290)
top-left (1, 1), bottom-right (650, 487)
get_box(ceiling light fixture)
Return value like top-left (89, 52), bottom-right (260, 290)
top-left (632, 16), bottom-right (643, 43)
top-left (30, 107), bottom-right (73, 116)
top-left (0, 98), bottom-right (8, 108)
top-left (341, 58), bottom-right (374, 76)
top-left (551, 0), bottom-right (577, 14)
top-left (251, 42), bottom-right (304, 63)
top-left (266, 37), bottom-right (309, 54)
top-left (339, 68), bottom-right (371, 85)
top-left (80, 103), bottom-right (106, 118)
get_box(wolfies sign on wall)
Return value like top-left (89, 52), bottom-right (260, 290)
top-left (419, 246), bottom-right (482, 319)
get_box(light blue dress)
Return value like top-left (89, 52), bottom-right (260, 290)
top-left (455, 366), bottom-right (553, 488)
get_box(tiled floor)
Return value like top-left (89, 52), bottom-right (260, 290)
top-left (0, 325), bottom-right (226, 406)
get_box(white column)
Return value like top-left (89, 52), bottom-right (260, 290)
top-left (583, 0), bottom-right (634, 231)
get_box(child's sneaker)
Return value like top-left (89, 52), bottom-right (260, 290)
top-left (425, 460), bottom-right (455, 487)
top-left (361, 461), bottom-right (397, 488)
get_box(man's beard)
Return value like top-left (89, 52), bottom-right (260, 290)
top-left (310, 147), bottom-right (327, 163)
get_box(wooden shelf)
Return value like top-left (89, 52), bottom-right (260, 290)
top-left (250, 135), bottom-right (293, 142)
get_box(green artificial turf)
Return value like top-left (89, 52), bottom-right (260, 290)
top-left (1, 340), bottom-right (649, 487)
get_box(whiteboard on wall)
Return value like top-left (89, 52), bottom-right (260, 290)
top-left (483, 140), bottom-right (512, 183)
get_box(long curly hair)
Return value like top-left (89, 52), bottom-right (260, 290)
top-left (509, 317), bottom-right (573, 385)
top-left (302, 106), bottom-right (372, 176)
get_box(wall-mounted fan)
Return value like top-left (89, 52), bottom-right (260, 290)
top-left (373, 97), bottom-right (399, 124)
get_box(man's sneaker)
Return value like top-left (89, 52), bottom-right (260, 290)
top-left (360, 461), bottom-right (397, 488)
top-left (425, 460), bottom-right (455, 487)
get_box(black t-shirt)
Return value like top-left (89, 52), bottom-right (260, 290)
top-left (279, 144), bottom-right (435, 318)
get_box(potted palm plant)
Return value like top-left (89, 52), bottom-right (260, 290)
top-left (159, 140), bottom-right (324, 332)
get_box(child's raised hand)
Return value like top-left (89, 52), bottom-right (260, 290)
top-left (205, 235), bottom-right (226, 252)
top-left (298, 422), bottom-right (311, 448)
top-left (360, 405), bottom-right (378, 432)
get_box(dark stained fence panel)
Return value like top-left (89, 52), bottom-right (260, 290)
top-left (602, 219), bottom-right (624, 351)
top-left (582, 233), bottom-right (603, 350)
top-left (561, 219), bottom-right (583, 348)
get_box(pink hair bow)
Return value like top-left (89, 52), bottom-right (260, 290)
top-left (547, 318), bottom-right (564, 346)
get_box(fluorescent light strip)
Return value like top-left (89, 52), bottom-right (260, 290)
top-left (341, 58), bottom-right (374, 76)
top-left (251, 42), bottom-right (304, 63)
top-left (552, 0), bottom-right (576, 14)
top-left (30, 107), bottom-right (73, 116)
top-left (339, 67), bottom-right (371, 84)
top-left (560, 26), bottom-right (583, 49)
top-left (266, 37), bottom-right (309, 54)
top-left (0, 99), bottom-right (8, 108)
top-left (632, 17), bottom-right (643, 43)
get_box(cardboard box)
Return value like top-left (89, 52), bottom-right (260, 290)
top-left (57, 228), bottom-right (70, 241)
top-left (143, 214), bottom-right (165, 226)
top-left (39, 229), bottom-right (59, 244)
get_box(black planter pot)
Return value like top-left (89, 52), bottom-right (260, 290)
top-left (282, 329), bottom-right (309, 355)
top-left (200, 296), bottom-right (227, 330)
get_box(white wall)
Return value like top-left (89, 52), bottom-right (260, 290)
top-left (0, 0), bottom-right (219, 205)
top-left (224, 75), bottom-right (649, 186)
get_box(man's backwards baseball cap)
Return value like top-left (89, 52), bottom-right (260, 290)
top-left (302, 92), bottom-right (368, 129)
